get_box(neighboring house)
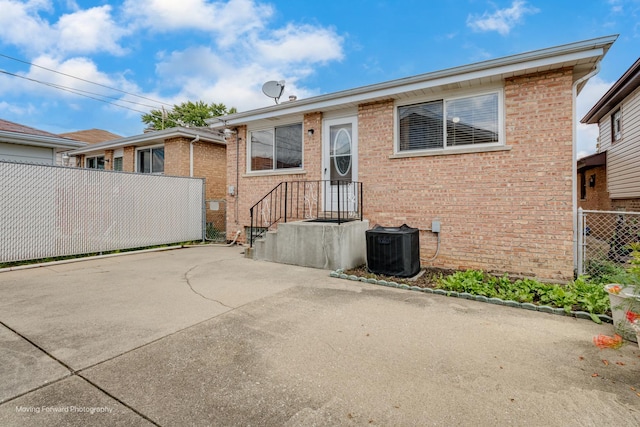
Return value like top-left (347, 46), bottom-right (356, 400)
top-left (209, 35), bottom-right (617, 282)
top-left (67, 126), bottom-right (227, 201)
top-left (57, 128), bottom-right (122, 166)
top-left (0, 118), bottom-right (86, 164)
top-left (59, 129), bottom-right (122, 143)
top-left (580, 57), bottom-right (640, 211)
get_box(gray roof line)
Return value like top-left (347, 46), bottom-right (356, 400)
top-left (69, 126), bottom-right (225, 154)
top-left (208, 34), bottom-right (618, 126)
top-left (581, 56), bottom-right (640, 124)
top-left (0, 130), bottom-right (87, 149)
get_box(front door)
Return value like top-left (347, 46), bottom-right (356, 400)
top-left (323, 116), bottom-right (358, 215)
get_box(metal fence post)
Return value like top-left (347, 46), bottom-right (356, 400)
top-left (576, 207), bottom-right (584, 276)
top-left (202, 180), bottom-right (206, 243)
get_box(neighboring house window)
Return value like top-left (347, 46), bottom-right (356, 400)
top-left (113, 156), bottom-right (123, 171)
top-left (580, 171), bottom-right (586, 200)
top-left (250, 123), bottom-right (303, 171)
top-left (611, 109), bottom-right (622, 142)
top-left (86, 156), bottom-right (105, 169)
top-left (398, 92), bottom-right (500, 152)
top-left (137, 146), bottom-right (164, 174)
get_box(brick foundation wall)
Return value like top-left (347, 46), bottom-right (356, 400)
top-left (229, 69), bottom-right (576, 281)
top-left (611, 198), bottom-right (640, 211)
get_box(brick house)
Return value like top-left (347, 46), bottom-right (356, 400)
top-left (580, 57), bottom-right (640, 211)
top-left (68, 126), bottom-right (226, 201)
top-left (209, 36), bottom-right (616, 281)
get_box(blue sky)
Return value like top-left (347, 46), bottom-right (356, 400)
top-left (0, 0), bottom-right (638, 157)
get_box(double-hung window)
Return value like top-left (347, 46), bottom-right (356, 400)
top-left (86, 156), bottom-right (105, 169)
top-left (250, 123), bottom-right (303, 172)
top-left (137, 146), bottom-right (164, 174)
top-left (398, 92), bottom-right (501, 152)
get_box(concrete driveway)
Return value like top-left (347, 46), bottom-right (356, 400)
top-left (1, 245), bottom-right (639, 426)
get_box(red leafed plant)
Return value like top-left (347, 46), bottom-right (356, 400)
top-left (593, 334), bottom-right (624, 349)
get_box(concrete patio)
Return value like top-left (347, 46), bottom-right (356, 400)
top-left (0, 245), bottom-right (639, 426)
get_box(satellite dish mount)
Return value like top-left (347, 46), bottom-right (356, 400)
top-left (262, 80), bottom-right (285, 104)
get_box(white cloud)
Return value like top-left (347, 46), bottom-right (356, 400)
top-left (576, 76), bottom-right (614, 157)
top-left (0, 0), bottom-right (345, 127)
top-left (467, 1), bottom-right (539, 35)
top-left (55, 6), bottom-right (128, 55)
top-left (253, 24), bottom-right (344, 64)
top-left (123, 0), bottom-right (272, 46)
top-left (0, 0), bottom-right (56, 53)
top-left (0, 1), bottom-right (127, 56)
top-left (152, 45), bottom-right (327, 111)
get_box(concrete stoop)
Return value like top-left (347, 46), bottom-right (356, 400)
top-left (252, 220), bottom-right (369, 270)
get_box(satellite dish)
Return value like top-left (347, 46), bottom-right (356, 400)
top-left (262, 80), bottom-right (285, 104)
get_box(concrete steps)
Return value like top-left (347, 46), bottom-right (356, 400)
top-left (250, 220), bottom-right (369, 270)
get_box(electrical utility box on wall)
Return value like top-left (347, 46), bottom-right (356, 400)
top-left (366, 224), bottom-right (420, 277)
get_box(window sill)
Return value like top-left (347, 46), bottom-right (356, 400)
top-left (243, 169), bottom-right (307, 178)
top-left (389, 145), bottom-right (512, 159)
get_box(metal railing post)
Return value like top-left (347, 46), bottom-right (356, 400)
top-left (337, 180), bottom-right (341, 224)
top-left (359, 182), bottom-right (363, 221)
top-left (284, 181), bottom-right (288, 223)
top-left (249, 207), bottom-right (254, 248)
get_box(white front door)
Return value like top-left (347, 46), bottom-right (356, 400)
top-left (322, 116), bottom-right (358, 214)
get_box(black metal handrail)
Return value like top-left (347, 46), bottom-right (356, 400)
top-left (249, 180), bottom-right (363, 246)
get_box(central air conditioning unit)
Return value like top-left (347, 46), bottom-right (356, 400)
top-left (366, 224), bottom-right (420, 277)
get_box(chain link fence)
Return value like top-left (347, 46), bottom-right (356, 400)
top-left (0, 161), bottom-right (205, 264)
top-left (577, 209), bottom-right (640, 280)
top-left (205, 199), bottom-right (226, 242)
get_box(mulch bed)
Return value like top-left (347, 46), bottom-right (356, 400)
top-left (343, 265), bottom-right (456, 288)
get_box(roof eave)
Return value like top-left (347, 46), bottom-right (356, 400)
top-left (581, 57), bottom-right (640, 124)
top-left (68, 127), bottom-right (225, 155)
top-left (0, 131), bottom-right (87, 149)
top-left (208, 35), bottom-right (617, 128)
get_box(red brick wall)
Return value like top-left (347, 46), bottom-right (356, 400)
top-left (123, 146), bottom-right (135, 172)
top-left (104, 150), bottom-right (114, 171)
top-left (229, 69), bottom-right (576, 281)
top-left (611, 199), bottom-right (640, 211)
top-left (226, 113), bottom-right (323, 237)
top-left (164, 136), bottom-right (226, 200)
top-left (577, 166), bottom-right (611, 211)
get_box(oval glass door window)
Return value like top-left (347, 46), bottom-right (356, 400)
top-left (332, 127), bottom-right (352, 178)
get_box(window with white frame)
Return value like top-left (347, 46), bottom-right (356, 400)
top-left (137, 146), bottom-right (164, 174)
top-left (250, 123), bottom-right (303, 171)
top-left (398, 92), bottom-right (500, 152)
top-left (611, 109), bottom-right (622, 142)
top-left (86, 155), bottom-right (105, 169)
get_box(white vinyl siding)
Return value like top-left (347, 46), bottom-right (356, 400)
top-left (598, 117), bottom-right (612, 152)
top-left (0, 142), bottom-right (54, 164)
top-left (606, 86), bottom-right (640, 199)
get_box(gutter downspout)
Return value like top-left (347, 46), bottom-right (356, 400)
top-left (572, 63), bottom-right (600, 276)
top-left (189, 134), bottom-right (200, 177)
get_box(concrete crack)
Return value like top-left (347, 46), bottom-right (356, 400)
top-left (183, 265), bottom-right (234, 309)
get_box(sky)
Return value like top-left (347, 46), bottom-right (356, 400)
top-left (0, 0), bottom-right (638, 158)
